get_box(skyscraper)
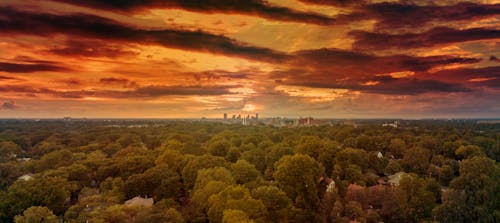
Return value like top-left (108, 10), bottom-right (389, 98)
top-left (223, 113), bottom-right (227, 119)
top-left (256, 113), bottom-right (259, 119)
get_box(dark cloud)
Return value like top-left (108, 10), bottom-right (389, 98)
top-left (427, 66), bottom-right (500, 82)
top-left (283, 77), bottom-right (471, 95)
top-left (271, 48), bottom-right (483, 95)
top-left (1, 101), bottom-right (19, 110)
top-left (288, 48), bottom-right (480, 78)
top-left (364, 2), bottom-right (500, 30)
top-left (351, 27), bottom-right (500, 50)
top-left (51, 0), bottom-right (336, 25)
top-left (100, 77), bottom-right (138, 88)
top-left (298, 2), bottom-right (500, 30)
top-left (490, 56), bottom-right (499, 62)
top-left (297, 0), bottom-right (367, 7)
top-left (418, 66), bottom-right (500, 89)
top-left (132, 85), bottom-right (236, 97)
top-left (0, 7), bottom-right (290, 62)
top-left (0, 62), bottom-right (70, 73)
top-left (362, 77), bottom-right (471, 95)
top-left (189, 70), bottom-right (252, 81)
top-left (60, 78), bottom-right (83, 86)
top-left (0, 84), bottom-right (237, 99)
top-left (49, 40), bottom-right (138, 58)
top-left (0, 75), bottom-right (19, 80)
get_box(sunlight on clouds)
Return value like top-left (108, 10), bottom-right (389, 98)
top-left (136, 46), bottom-right (273, 72)
top-left (142, 9), bottom-right (261, 35)
top-left (275, 85), bottom-right (353, 102)
top-left (468, 77), bottom-right (497, 82)
top-left (361, 81), bottom-right (380, 86)
top-left (376, 71), bottom-right (415, 79)
top-left (228, 87), bottom-right (256, 94)
top-left (242, 103), bottom-right (257, 112)
top-left (270, 0), bottom-right (348, 17)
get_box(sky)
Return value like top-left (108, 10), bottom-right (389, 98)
top-left (0, 0), bottom-right (499, 118)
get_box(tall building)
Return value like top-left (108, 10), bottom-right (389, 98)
top-left (223, 113), bottom-right (227, 120)
top-left (255, 113), bottom-right (259, 119)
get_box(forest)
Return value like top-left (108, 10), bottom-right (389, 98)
top-left (0, 119), bottom-right (498, 223)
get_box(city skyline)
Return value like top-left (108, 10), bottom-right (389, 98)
top-left (0, 0), bottom-right (499, 118)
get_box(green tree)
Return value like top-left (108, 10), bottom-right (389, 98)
top-left (241, 148), bottom-right (266, 173)
top-left (402, 147), bottom-right (430, 174)
top-left (194, 167), bottom-right (234, 191)
top-left (124, 164), bottom-right (180, 200)
top-left (231, 160), bottom-right (261, 185)
top-left (455, 145), bottom-right (484, 159)
top-left (264, 145), bottom-right (294, 179)
top-left (208, 185), bottom-right (267, 223)
top-left (252, 186), bottom-right (292, 222)
top-left (222, 209), bottom-right (255, 223)
top-left (2, 176), bottom-right (71, 220)
top-left (161, 208), bottom-right (185, 223)
top-left (398, 173), bottom-right (437, 222)
top-left (14, 206), bottom-right (58, 223)
top-left (344, 201), bottom-right (365, 222)
top-left (0, 141), bottom-right (22, 162)
top-left (36, 149), bottom-right (73, 172)
top-left (208, 139), bottom-right (231, 157)
top-left (273, 154), bottom-right (324, 212)
top-left (434, 156), bottom-right (499, 223)
top-left (182, 155), bottom-right (227, 189)
top-left (389, 138), bottom-right (406, 158)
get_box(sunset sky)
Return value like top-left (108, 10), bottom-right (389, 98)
top-left (0, 0), bottom-right (499, 118)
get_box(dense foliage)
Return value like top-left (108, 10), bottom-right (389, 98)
top-left (0, 119), bottom-right (498, 223)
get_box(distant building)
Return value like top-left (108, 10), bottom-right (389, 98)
top-left (223, 113), bottom-right (227, 120)
top-left (255, 113), bottom-right (259, 119)
top-left (18, 174), bottom-right (34, 181)
top-left (388, 172), bottom-right (406, 186)
top-left (382, 121), bottom-right (399, 128)
top-left (125, 196), bottom-right (154, 207)
top-left (298, 117), bottom-right (313, 126)
top-left (377, 151), bottom-right (383, 159)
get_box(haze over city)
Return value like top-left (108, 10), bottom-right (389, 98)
top-left (0, 0), bottom-right (499, 118)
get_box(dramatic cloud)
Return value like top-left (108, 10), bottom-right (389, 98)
top-left (0, 75), bottom-right (19, 80)
top-left (0, 0), bottom-right (498, 118)
top-left (59, 78), bottom-right (83, 86)
top-left (421, 66), bottom-right (500, 89)
top-left (284, 48), bottom-right (480, 78)
top-left (351, 27), bottom-right (500, 50)
top-left (0, 7), bottom-right (289, 62)
top-left (270, 48), bottom-right (483, 94)
top-left (100, 78), bottom-right (138, 88)
top-left (132, 85), bottom-right (237, 97)
top-left (49, 40), bottom-right (138, 58)
top-left (0, 84), bottom-right (237, 99)
top-left (297, 0), bottom-right (367, 7)
top-left (364, 2), bottom-right (500, 30)
top-left (188, 70), bottom-right (252, 81)
top-left (51, 0), bottom-right (337, 25)
top-left (0, 62), bottom-right (69, 73)
top-left (280, 78), bottom-right (471, 95)
top-left (299, 2), bottom-right (500, 29)
top-left (0, 101), bottom-right (19, 110)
